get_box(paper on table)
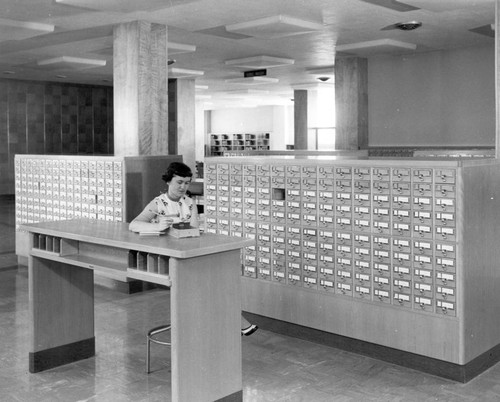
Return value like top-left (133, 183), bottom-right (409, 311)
top-left (139, 230), bottom-right (165, 236)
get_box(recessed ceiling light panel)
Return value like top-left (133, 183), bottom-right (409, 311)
top-left (37, 56), bottom-right (106, 70)
top-left (225, 76), bottom-right (279, 85)
top-left (168, 42), bottom-right (196, 55)
top-left (55, 0), bottom-right (195, 12)
top-left (0, 18), bottom-right (54, 41)
top-left (336, 39), bottom-right (417, 55)
top-left (226, 15), bottom-right (323, 39)
top-left (225, 55), bottom-right (294, 69)
top-left (222, 89), bottom-right (270, 98)
top-left (168, 67), bottom-right (204, 79)
top-left (402, 0), bottom-right (483, 12)
top-left (307, 66), bottom-right (335, 81)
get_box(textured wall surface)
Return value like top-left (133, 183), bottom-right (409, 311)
top-left (0, 79), bottom-right (113, 195)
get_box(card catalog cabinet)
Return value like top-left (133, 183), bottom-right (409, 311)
top-left (205, 156), bottom-right (500, 369)
top-left (16, 157), bottom-right (125, 226)
top-left (15, 154), bottom-right (182, 281)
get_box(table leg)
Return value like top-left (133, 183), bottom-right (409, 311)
top-left (29, 256), bottom-right (95, 373)
top-left (170, 249), bottom-right (243, 402)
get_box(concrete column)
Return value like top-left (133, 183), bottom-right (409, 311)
top-left (294, 89), bottom-right (308, 150)
top-left (113, 21), bottom-right (168, 156)
top-left (335, 57), bottom-right (368, 150)
top-left (175, 79), bottom-right (196, 169)
top-left (496, 0), bottom-right (500, 158)
top-left (167, 78), bottom-right (196, 169)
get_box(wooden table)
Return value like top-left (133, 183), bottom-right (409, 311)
top-left (22, 219), bottom-right (252, 402)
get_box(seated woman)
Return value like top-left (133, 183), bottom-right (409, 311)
top-left (129, 161), bottom-right (258, 337)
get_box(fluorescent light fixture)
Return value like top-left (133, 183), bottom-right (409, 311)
top-left (225, 56), bottom-right (294, 68)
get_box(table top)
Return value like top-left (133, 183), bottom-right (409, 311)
top-left (21, 219), bottom-right (253, 259)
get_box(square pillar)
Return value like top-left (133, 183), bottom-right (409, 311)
top-left (113, 21), bottom-right (169, 156)
top-left (335, 57), bottom-right (368, 150)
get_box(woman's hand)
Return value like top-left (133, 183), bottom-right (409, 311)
top-left (157, 216), bottom-right (173, 231)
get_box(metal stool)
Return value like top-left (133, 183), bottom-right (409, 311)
top-left (146, 324), bottom-right (171, 373)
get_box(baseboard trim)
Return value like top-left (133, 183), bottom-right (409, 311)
top-left (216, 390), bottom-right (243, 402)
top-left (29, 337), bottom-right (95, 373)
top-left (244, 312), bottom-right (500, 383)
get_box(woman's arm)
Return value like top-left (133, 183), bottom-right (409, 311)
top-left (128, 199), bottom-right (170, 232)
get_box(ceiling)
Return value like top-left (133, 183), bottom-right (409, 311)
top-left (0, 0), bottom-right (495, 109)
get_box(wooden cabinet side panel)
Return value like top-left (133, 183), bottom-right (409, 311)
top-left (461, 163), bottom-right (500, 362)
top-left (123, 155), bottom-right (183, 222)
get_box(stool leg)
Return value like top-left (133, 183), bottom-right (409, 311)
top-left (146, 335), bottom-right (151, 374)
top-left (146, 325), bottom-right (171, 374)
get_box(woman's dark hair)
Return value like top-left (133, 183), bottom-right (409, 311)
top-left (162, 162), bottom-right (193, 183)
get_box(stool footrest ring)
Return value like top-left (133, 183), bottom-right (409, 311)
top-left (146, 324), bottom-right (171, 373)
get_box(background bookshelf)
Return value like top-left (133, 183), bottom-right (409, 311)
top-left (209, 133), bottom-right (270, 156)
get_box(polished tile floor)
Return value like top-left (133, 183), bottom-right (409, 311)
top-left (1, 197), bottom-right (500, 402)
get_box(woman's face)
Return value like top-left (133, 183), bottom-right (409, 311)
top-left (167, 174), bottom-right (191, 200)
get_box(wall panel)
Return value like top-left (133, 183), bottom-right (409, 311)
top-left (0, 81), bottom-right (8, 194)
top-left (0, 78), bottom-right (113, 195)
top-left (44, 84), bottom-right (62, 154)
top-left (26, 83), bottom-right (45, 154)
